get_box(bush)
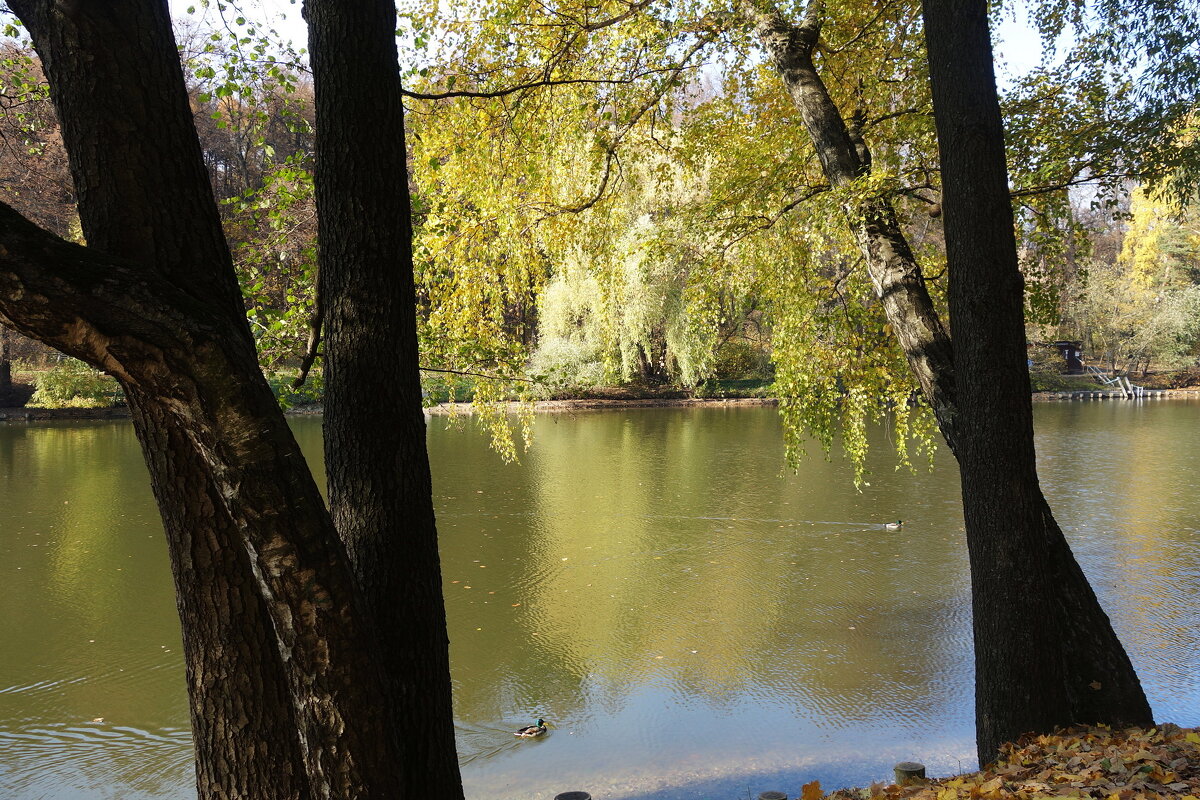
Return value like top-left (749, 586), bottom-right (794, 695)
top-left (694, 377), bottom-right (775, 398)
top-left (710, 340), bottom-right (773, 381)
top-left (29, 358), bottom-right (123, 408)
top-left (527, 337), bottom-right (609, 397)
top-left (421, 372), bottom-right (475, 405)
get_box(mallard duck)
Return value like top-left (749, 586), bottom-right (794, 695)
top-left (884, 520), bottom-right (903, 530)
top-left (514, 718), bottom-right (548, 738)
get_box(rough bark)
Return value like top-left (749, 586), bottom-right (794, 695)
top-left (303, 0), bottom-right (464, 793)
top-left (920, 0), bottom-right (1152, 763)
top-left (748, 1), bottom-right (959, 454)
top-left (0, 1), bottom-right (411, 796)
top-left (2, 6), bottom-right (307, 793)
top-left (128, 395), bottom-right (308, 799)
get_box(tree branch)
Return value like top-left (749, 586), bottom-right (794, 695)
top-left (536, 31), bottom-right (716, 217)
top-left (0, 200), bottom-right (219, 383)
top-left (401, 66), bottom-right (680, 101)
top-left (292, 265), bottom-right (323, 390)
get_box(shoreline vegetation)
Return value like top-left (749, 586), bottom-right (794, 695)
top-left (2, 387), bottom-right (1199, 422)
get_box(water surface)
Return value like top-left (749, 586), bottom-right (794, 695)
top-left (1, 401), bottom-right (1198, 799)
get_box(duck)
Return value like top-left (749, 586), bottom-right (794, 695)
top-left (514, 718), bottom-right (548, 738)
top-left (884, 520), bottom-right (903, 530)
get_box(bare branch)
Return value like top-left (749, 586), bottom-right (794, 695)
top-left (402, 66), bottom-right (681, 101)
top-left (292, 269), bottom-right (322, 391)
top-left (583, 0), bottom-right (655, 31)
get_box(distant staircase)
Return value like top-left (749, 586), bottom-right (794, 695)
top-left (1084, 365), bottom-right (1149, 398)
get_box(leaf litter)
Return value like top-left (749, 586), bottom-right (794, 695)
top-left (822, 725), bottom-right (1200, 800)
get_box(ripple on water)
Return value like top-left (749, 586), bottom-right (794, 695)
top-left (0, 721), bottom-right (192, 800)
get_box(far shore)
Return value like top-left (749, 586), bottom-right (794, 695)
top-left (5, 388), bottom-right (1200, 422)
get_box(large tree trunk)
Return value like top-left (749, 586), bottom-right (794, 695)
top-left (3, 6), bottom-right (307, 793)
top-left (0, 1), bottom-right (412, 796)
top-left (920, 0), bottom-right (1152, 763)
top-left (128, 397), bottom-right (309, 798)
top-left (749, 2), bottom-right (959, 454)
top-left (304, 0), bottom-right (464, 794)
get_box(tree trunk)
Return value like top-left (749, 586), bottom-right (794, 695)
top-left (0, 324), bottom-right (11, 393)
top-left (749, 0), bottom-right (1152, 763)
top-left (921, 0), bottom-right (1153, 764)
top-left (304, 0), bottom-right (465, 794)
top-left (127, 395), bottom-right (309, 799)
top-left (1, 1), bottom-right (414, 796)
top-left (748, 2), bottom-right (959, 454)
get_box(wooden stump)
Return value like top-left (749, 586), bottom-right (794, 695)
top-left (894, 762), bottom-right (926, 786)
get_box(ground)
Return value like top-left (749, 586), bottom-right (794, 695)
top-left (827, 725), bottom-right (1200, 800)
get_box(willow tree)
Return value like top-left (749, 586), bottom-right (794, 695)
top-left (0, 0), bottom-right (459, 797)
top-left (383, 0), bottom-right (1184, 764)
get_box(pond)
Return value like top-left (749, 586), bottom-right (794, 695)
top-left (1, 401), bottom-right (1199, 799)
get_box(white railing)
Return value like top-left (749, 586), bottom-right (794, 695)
top-left (1083, 365), bottom-right (1146, 398)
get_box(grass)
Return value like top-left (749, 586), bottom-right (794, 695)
top-left (1028, 371), bottom-right (1116, 393)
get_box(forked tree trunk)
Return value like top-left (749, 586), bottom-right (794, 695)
top-left (920, 0), bottom-right (1152, 762)
top-left (0, 1), bottom-right (414, 796)
top-left (305, 0), bottom-right (465, 794)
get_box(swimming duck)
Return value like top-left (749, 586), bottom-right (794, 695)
top-left (514, 719), bottom-right (548, 738)
top-left (884, 520), bottom-right (903, 530)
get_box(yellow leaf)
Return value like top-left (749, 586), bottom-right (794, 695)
top-left (1185, 732), bottom-right (1200, 744)
top-left (802, 780), bottom-right (824, 800)
top-left (978, 776), bottom-right (1003, 797)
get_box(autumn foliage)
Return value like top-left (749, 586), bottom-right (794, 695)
top-left (827, 725), bottom-right (1200, 800)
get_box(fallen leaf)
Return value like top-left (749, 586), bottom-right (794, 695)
top-left (978, 776), bottom-right (1003, 796)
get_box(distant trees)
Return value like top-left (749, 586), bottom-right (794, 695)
top-left (1062, 188), bottom-right (1200, 374)
top-left (0, 39), bottom-right (76, 238)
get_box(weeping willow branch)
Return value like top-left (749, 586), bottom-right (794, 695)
top-left (419, 366), bottom-right (534, 382)
top-left (535, 30), bottom-right (717, 218)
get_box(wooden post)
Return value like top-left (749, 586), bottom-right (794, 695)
top-left (894, 762), bottom-right (926, 786)
top-left (554, 793), bottom-right (592, 800)
top-left (759, 792), bottom-right (788, 800)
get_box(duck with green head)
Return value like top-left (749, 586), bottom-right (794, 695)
top-left (884, 520), bottom-right (903, 530)
top-left (514, 719), bottom-right (548, 738)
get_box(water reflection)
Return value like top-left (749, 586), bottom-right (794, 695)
top-left (427, 408), bottom-right (976, 798)
top-left (0, 401), bottom-right (1198, 799)
top-left (0, 423), bottom-right (187, 800)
